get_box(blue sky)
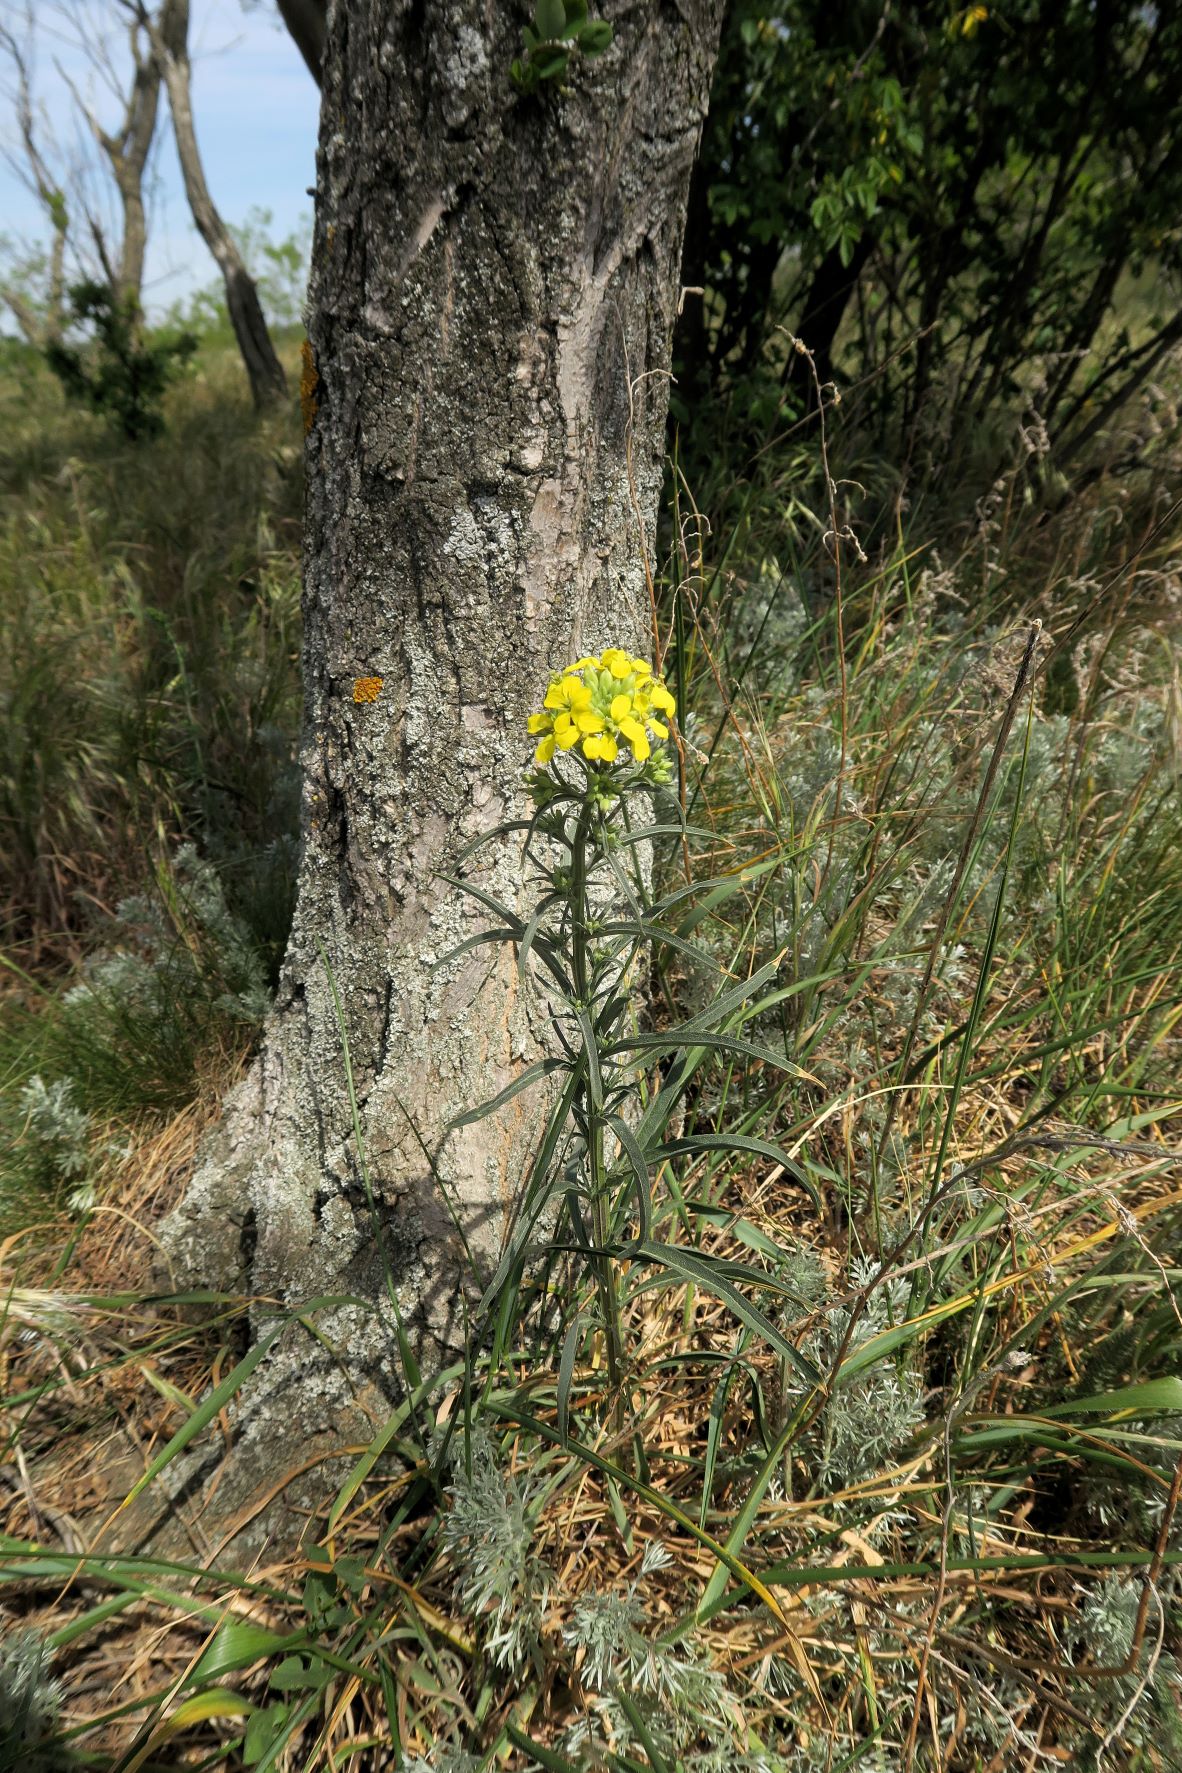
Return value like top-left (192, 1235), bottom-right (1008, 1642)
top-left (0, 0), bottom-right (321, 317)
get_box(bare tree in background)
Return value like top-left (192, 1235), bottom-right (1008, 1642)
top-left (2, 2), bottom-right (169, 330)
top-left (123, 0), bottom-right (287, 407)
top-left (56, 4), bottom-right (163, 305)
top-left (0, 20), bottom-right (69, 344)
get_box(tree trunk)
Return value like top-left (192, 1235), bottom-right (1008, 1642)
top-left (276, 0), bottom-right (326, 84)
top-left (152, 0), bottom-right (287, 407)
top-left (91, 17), bottom-right (163, 309)
top-left (161, 1), bottom-right (724, 1479)
top-left (785, 235), bottom-right (873, 398)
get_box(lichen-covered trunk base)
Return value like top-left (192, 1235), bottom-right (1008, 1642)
top-left (160, 0), bottom-right (724, 1514)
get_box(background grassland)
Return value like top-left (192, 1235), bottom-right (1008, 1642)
top-left (0, 342), bottom-right (303, 1212)
top-left (0, 326), bottom-right (1180, 1771)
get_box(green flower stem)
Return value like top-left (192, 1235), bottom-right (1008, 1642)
top-left (569, 789), bottom-right (625, 1420)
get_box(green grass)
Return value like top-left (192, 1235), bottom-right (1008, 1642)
top-left (0, 339), bottom-right (1180, 1769)
top-left (0, 344), bottom-right (303, 1221)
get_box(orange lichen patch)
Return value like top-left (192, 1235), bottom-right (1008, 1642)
top-left (353, 675), bottom-right (383, 704)
top-left (300, 337), bottom-right (319, 435)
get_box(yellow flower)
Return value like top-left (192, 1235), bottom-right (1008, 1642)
top-left (618, 716), bottom-right (650, 762)
top-left (526, 647), bottom-right (676, 773)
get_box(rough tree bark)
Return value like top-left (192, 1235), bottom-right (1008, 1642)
top-left (140, 0), bottom-right (287, 407)
top-left (161, 0), bottom-right (724, 1485)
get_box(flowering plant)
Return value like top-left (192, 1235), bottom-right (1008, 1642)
top-left (445, 645), bottom-right (816, 1431)
top-left (527, 649), bottom-right (676, 769)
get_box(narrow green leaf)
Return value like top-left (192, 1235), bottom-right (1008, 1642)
top-left (557, 1315), bottom-right (585, 1446)
top-left (606, 1111), bottom-right (652, 1244)
top-left (701, 1361), bottom-right (737, 1531)
top-left (122, 1324), bottom-right (283, 1508)
top-left (1043, 1378), bottom-right (1182, 1418)
top-left (611, 1029), bottom-right (807, 1079)
top-left (657, 1133), bottom-right (820, 1208)
top-left (679, 956), bottom-right (781, 1032)
top-left (192, 1621), bottom-right (296, 1684)
top-left (635, 1239), bottom-right (819, 1383)
top-left (507, 1724), bottom-right (583, 1772)
top-left (449, 1057), bottom-right (567, 1129)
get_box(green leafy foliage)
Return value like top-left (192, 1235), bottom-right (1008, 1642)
top-left (453, 737), bottom-right (821, 1417)
top-left (44, 280), bottom-right (195, 441)
top-left (678, 0), bottom-right (1182, 503)
top-left (511, 0), bottom-right (613, 93)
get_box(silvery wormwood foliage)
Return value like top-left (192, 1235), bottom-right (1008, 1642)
top-left (18, 1074), bottom-right (92, 1180)
top-left (400, 1754), bottom-right (484, 1773)
top-left (1077, 1574), bottom-right (1142, 1671)
top-left (64, 843), bottom-right (271, 1028)
top-left (16, 1073), bottom-right (124, 1209)
top-left (1071, 1572), bottom-right (1182, 1757)
top-left (798, 1258), bottom-right (928, 1485)
top-left (441, 1428), bottom-right (553, 1675)
top-left (0, 1627), bottom-right (64, 1766)
top-left (563, 1542), bottom-right (746, 1763)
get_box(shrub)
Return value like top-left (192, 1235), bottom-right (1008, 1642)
top-left (44, 281), bottom-right (196, 442)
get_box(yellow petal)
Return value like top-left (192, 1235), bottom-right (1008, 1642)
top-left (535, 735), bottom-right (556, 765)
top-left (648, 717), bottom-right (668, 739)
top-left (576, 710), bottom-right (605, 734)
top-left (527, 712), bottom-right (551, 735)
top-left (600, 735), bottom-right (619, 762)
top-left (582, 734), bottom-right (605, 760)
top-left (556, 723), bottom-right (579, 750)
top-left (610, 693), bottom-right (632, 723)
top-left (554, 712), bottom-right (574, 736)
top-left (569, 681), bottom-right (593, 711)
top-left (618, 715), bottom-right (645, 745)
top-left (544, 681), bottom-right (567, 711)
top-left (629, 730), bottom-right (650, 762)
top-left (650, 683), bottom-right (676, 715)
top-left (608, 654), bottom-right (631, 679)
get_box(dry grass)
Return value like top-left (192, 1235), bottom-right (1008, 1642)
top-left (2, 1026), bottom-right (1178, 1767)
top-left (2, 347), bottom-right (1181, 1772)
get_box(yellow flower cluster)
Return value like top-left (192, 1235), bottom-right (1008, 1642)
top-left (528, 648), bottom-right (676, 768)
